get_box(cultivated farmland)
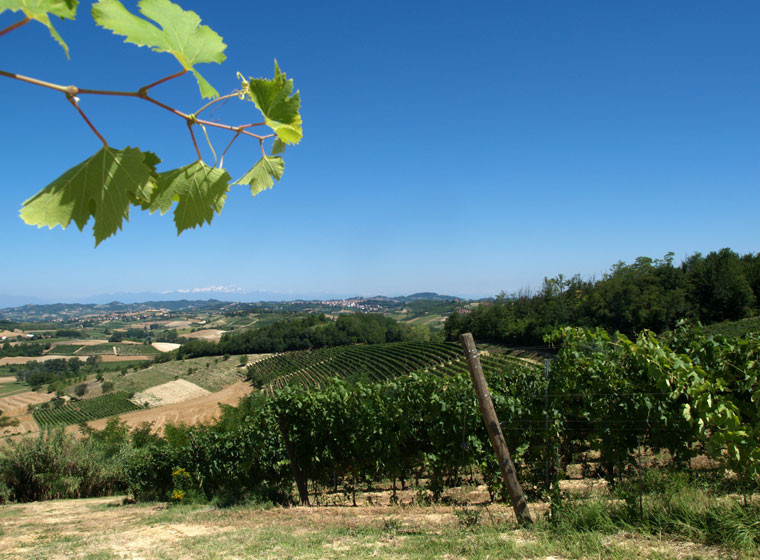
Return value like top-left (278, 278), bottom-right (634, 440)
top-left (32, 392), bottom-right (142, 428)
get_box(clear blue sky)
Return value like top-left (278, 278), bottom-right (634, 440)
top-left (1, 0), bottom-right (758, 303)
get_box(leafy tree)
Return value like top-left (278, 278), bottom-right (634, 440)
top-left (74, 383), bottom-right (88, 397)
top-left (685, 249), bottom-right (756, 323)
top-left (0, 0), bottom-right (302, 244)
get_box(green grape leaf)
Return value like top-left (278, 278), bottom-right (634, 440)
top-left (19, 146), bottom-right (156, 246)
top-left (91, 0), bottom-right (226, 98)
top-left (151, 161), bottom-right (230, 233)
top-left (233, 156), bottom-right (284, 196)
top-left (1, 0), bottom-right (78, 57)
top-left (270, 138), bottom-right (286, 156)
top-left (245, 61), bottom-right (302, 144)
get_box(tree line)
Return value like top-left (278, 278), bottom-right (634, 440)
top-left (176, 313), bottom-right (432, 359)
top-left (444, 249), bottom-right (760, 346)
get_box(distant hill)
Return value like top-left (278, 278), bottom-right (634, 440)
top-left (0, 293), bottom-right (468, 322)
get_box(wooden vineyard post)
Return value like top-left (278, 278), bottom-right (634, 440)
top-left (459, 333), bottom-right (534, 525)
top-left (278, 416), bottom-right (310, 506)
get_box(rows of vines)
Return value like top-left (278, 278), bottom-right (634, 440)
top-left (126, 325), bottom-right (759, 505)
top-left (33, 392), bottom-right (141, 428)
top-left (247, 341), bottom-right (465, 392)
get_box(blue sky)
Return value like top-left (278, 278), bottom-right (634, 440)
top-left (1, 0), bottom-right (758, 303)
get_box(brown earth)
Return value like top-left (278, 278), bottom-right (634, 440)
top-left (0, 390), bottom-right (53, 415)
top-left (165, 320), bottom-right (192, 328)
top-left (132, 379), bottom-right (210, 408)
top-left (48, 339), bottom-right (109, 348)
top-left (182, 329), bottom-right (227, 342)
top-left (99, 355), bottom-right (154, 362)
top-left (75, 380), bottom-right (254, 434)
top-left (0, 413), bottom-right (37, 438)
top-left (0, 355), bottom-right (87, 366)
top-left (0, 376), bottom-right (17, 383)
top-left (151, 342), bottom-right (181, 352)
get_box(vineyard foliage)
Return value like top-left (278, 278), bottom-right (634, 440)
top-left (125, 326), bottom-right (760, 504)
top-left (33, 392), bottom-right (141, 428)
top-left (246, 341), bottom-right (465, 393)
top-left (3, 327), bottom-right (758, 507)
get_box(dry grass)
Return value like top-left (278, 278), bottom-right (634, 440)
top-left (132, 379), bottom-right (210, 408)
top-left (0, 493), bottom-right (734, 560)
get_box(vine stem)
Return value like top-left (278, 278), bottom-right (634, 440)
top-left (219, 131), bottom-right (241, 168)
top-left (195, 92), bottom-right (238, 117)
top-left (0, 68), bottom-right (277, 157)
top-left (187, 121), bottom-right (202, 161)
top-left (67, 95), bottom-right (108, 147)
top-left (0, 16), bottom-right (30, 38)
top-left (0, 69), bottom-right (73, 94)
top-left (141, 68), bottom-right (187, 92)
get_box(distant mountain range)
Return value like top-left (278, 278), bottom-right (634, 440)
top-left (0, 292), bottom-right (466, 321)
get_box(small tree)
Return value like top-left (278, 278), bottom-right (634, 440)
top-left (238, 355), bottom-right (248, 367)
top-left (75, 383), bottom-right (88, 397)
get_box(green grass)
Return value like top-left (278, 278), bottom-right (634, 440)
top-left (47, 344), bottom-right (85, 355)
top-left (110, 355), bottom-right (245, 393)
top-left (0, 380), bottom-right (29, 396)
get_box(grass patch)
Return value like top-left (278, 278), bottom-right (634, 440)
top-left (545, 470), bottom-right (760, 555)
top-left (0, 380), bottom-right (29, 396)
top-left (46, 344), bottom-right (85, 355)
top-left (110, 356), bottom-right (245, 393)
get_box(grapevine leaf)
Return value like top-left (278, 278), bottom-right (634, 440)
top-left (0, 0), bottom-right (78, 57)
top-left (91, 0), bottom-right (226, 98)
top-left (151, 161), bottom-right (230, 233)
top-left (19, 146), bottom-right (156, 246)
top-left (270, 138), bottom-right (286, 155)
top-left (244, 61), bottom-right (302, 144)
top-left (233, 155), bottom-right (284, 196)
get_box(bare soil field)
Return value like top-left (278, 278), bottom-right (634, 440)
top-left (99, 355), bottom-right (154, 362)
top-left (0, 413), bottom-right (37, 438)
top-left (49, 339), bottom-right (108, 348)
top-left (152, 342), bottom-right (181, 352)
top-left (183, 329), bottom-right (227, 342)
top-left (0, 377), bottom-right (16, 384)
top-left (132, 379), bottom-right (210, 408)
top-left (0, 390), bottom-right (53, 415)
top-left (165, 320), bottom-right (192, 328)
top-left (79, 381), bottom-right (253, 433)
top-left (0, 355), bottom-right (87, 366)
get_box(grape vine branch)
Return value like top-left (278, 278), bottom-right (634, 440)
top-left (0, 0), bottom-right (302, 245)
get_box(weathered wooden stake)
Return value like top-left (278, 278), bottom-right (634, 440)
top-left (459, 333), bottom-right (534, 525)
top-left (278, 416), bottom-right (310, 506)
